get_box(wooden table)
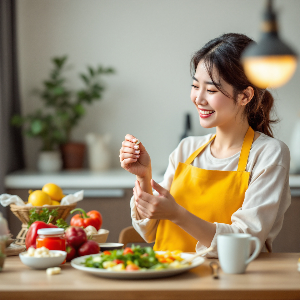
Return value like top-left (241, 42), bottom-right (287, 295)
top-left (1, 253), bottom-right (300, 300)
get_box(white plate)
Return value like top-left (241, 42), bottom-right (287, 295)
top-left (71, 252), bottom-right (205, 279)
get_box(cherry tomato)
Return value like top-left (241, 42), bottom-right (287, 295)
top-left (102, 251), bottom-right (111, 255)
top-left (113, 259), bottom-right (124, 265)
top-left (123, 247), bottom-right (134, 255)
top-left (126, 264), bottom-right (139, 271)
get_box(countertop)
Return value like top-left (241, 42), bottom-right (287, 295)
top-left (4, 168), bottom-right (165, 189)
top-left (5, 169), bottom-right (300, 190)
top-left (1, 253), bottom-right (300, 300)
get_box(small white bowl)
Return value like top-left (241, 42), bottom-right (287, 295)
top-left (99, 243), bottom-right (124, 251)
top-left (19, 250), bottom-right (67, 269)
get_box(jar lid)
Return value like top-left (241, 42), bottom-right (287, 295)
top-left (37, 228), bottom-right (64, 235)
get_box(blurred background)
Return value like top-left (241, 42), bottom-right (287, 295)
top-left (16, 0), bottom-right (300, 172)
top-left (1, 0), bottom-right (300, 249)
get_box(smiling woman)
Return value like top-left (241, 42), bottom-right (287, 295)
top-left (119, 33), bottom-right (291, 258)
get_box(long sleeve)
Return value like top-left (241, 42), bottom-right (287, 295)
top-left (130, 132), bottom-right (291, 256)
top-left (131, 147), bottom-right (178, 243)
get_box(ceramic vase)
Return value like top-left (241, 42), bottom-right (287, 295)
top-left (85, 133), bottom-right (111, 171)
top-left (37, 151), bottom-right (62, 173)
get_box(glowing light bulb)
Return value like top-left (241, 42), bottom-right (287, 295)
top-left (243, 55), bottom-right (297, 89)
top-left (241, 0), bottom-right (297, 89)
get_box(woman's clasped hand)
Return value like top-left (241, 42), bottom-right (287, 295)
top-left (120, 133), bottom-right (180, 221)
top-left (133, 179), bottom-right (180, 221)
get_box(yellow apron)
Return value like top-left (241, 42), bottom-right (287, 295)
top-left (153, 127), bottom-right (255, 252)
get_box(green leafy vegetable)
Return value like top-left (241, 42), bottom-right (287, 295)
top-left (56, 218), bottom-right (69, 230)
top-left (28, 208), bottom-right (69, 230)
top-left (28, 208), bottom-right (59, 228)
top-left (82, 245), bottom-right (166, 270)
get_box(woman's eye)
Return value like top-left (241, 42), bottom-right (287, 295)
top-left (207, 90), bottom-right (217, 94)
top-left (191, 84), bottom-right (199, 89)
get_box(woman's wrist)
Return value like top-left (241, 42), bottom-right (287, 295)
top-left (136, 168), bottom-right (153, 194)
top-left (136, 166), bottom-right (152, 182)
top-left (170, 204), bottom-right (186, 225)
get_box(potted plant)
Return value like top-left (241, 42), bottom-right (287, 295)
top-left (11, 110), bottom-right (65, 172)
top-left (12, 56), bottom-right (115, 170)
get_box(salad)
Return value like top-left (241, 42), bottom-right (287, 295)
top-left (82, 245), bottom-right (190, 271)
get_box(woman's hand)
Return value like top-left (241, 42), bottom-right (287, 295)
top-left (133, 179), bottom-right (181, 221)
top-left (120, 134), bottom-right (151, 178)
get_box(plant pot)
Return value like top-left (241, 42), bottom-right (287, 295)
top-left (37, 151), bottom-right (62, 173)
top-left (60, 142), bottom-right (86, 169)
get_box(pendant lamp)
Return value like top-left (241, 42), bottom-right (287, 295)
top-left (241, 0), bottom-right (297, 89)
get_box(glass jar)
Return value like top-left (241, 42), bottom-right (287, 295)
top-left (36, 228), bottom-right (66, 251)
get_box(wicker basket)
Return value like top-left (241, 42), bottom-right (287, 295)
top-left (90, 229), bottom-right (109, 243)
top-left (10, 203), bottom-right (77, 246)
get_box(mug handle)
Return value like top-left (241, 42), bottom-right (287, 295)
top-left (245, 237), bottom-right (261, 265)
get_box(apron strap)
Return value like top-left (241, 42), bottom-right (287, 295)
top-left (185, 134), bottom-right (216, 165)
top-left (185, 127), bottom-right (255, 170)
top-left (237, 127), bottom-right (255, 172)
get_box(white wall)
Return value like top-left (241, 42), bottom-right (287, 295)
top-left (16, 0), bottom-right (300, 173)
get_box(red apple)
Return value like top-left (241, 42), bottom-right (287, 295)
top-left (65, 226), bottom-right (87, 249)
top-left (66, 242), bottom-right (77, 262)
top-left (78, 240), bottom-right (100, 256)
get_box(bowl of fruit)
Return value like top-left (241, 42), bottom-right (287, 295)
top-left (10, 183), bottom-right (77, 245)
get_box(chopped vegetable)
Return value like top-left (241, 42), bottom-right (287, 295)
top-left (82, 245), bottom-right (190, 271)
top-left (23, 246), bottom-right (63, 257)
top-left (46, 267), bottom-right (61, 275)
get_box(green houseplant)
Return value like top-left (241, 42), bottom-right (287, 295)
top-left (12, 55), bottom-right (115, 171)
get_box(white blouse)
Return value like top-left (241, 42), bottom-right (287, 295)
top-left (131, 131), bottom-right (291, 257)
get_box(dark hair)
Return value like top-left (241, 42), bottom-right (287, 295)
top-left (191, 33), bottom-right (278, 138)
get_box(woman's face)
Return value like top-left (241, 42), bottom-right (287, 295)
top-left (190, 60), bottom-right (243, 129)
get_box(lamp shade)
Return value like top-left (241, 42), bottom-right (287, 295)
top-left (242, 34), bottom-right (297, 88)
top-left (241, 0), bottom-right (297, 89)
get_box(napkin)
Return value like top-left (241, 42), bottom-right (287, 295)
top-left (0, 190), bottom-right (84, 207)
top-left (60, 190), bottom-right (84, 205)
top-left (0, 194), bottom-right (32, 207)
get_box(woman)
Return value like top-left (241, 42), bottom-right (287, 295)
top-left (119, 33), bottom-right (291, 257)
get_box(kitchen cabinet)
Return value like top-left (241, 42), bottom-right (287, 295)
top-left (272, 192), bottom-right (300, 252)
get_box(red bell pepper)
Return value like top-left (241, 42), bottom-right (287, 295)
top-left (25, 221), bottom-right (57, 249)
top-left (70, 208), bottom-right (102, 231)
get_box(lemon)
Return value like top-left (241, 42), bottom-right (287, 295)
top-left (42, 183), bottom-right (65, 201)
top-left (28, 190), bottom-right (52, 206)
top-left (51, 200), bottom-right (60, 205)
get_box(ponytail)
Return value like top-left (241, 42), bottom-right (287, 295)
top-left (246, 90), bottom-right (279, 138)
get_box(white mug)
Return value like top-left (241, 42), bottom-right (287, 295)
top-left (217, 233), bottom-right (261, 274)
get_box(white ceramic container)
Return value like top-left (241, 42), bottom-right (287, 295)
top-left (217, 233), bottom-right (261, 274)
top-left (19, 250), bottom-right (67, 269)
top-left (37, 151), bottom-right (62, 173)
